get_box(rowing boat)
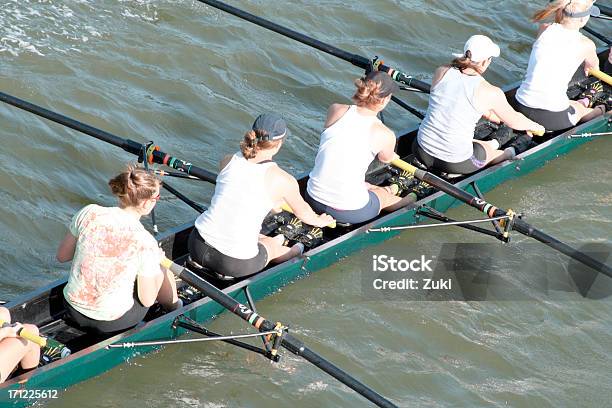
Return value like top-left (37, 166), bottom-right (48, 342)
top-left (0, 46), bottom-right (609, 405)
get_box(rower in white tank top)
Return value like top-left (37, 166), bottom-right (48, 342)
top-left (195, 152), bottom-right (275, 259)
top-left (417, 68), bottom-right (484, 163)
top-left (516, 23), bottom-right (584, 112)
top-left (307, 105), bottom-right (378, 210)
top-left (513, 1), bottom-right (605, 131)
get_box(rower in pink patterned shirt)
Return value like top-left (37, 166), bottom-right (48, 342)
top-left (57, 166), bottom-right (179, 335)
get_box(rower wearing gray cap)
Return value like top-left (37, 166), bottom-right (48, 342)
top-left (189, 113), bottom-right (333, 278)
top-left (515, 0), bottom-right (605, 131)
top-left (416, 35), bottom-right (544, 175)
top-left (306, 71), bottom-right (418, 225)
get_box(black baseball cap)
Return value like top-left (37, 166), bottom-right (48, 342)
top-left (365, 71), bottom-right (400, 97)
top-left (252, 113), bottom-right (289, 141)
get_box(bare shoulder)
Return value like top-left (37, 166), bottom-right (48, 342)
top-left (580, 35), bottom-right (597, 52)
top-left (267, 163), bottom-right (295, 187)
top-left (324, 103), bottom-right (351, 128)
top-left (372, 121), bottom-right (395, 143)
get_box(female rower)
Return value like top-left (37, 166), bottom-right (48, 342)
top-left (188, 113), bottom-right (334, 278)
top-left (515, 0), bottom-right (605, 131)
top-left (306, 71), bottom-right (417, 225)
top-left (0, 307), bottom-right (40, 383)
top-left (57, 167), bottom-right (179, 335)
top-left (415, 35), bottom-right (545, 175)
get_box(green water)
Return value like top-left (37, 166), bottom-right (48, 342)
top-left (0, 0), bottom-right (610, 407)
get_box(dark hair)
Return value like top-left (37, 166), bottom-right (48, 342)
top-left (240, 129), bottom-right (282, 159)
top-left (450, 50), bottom-right (482, 72)
top-left (352, 77), bottom-right (386, 107)
top-left (108, 165), bottom-right (160, 207)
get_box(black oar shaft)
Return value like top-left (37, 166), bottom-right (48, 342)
top-left (0, 91), bottom-right (217, 184)
top-left (413, 169), bottom-right (612, 278)
top-left (164, 260), bottom-right (398, 408)
top-left (195, 0), bottom-right (430, 94)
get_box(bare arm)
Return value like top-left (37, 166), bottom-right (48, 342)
top-left (271, 168), bottom-right (334, 228)
top-left (373, 124), bottom-right (397, 163)
top-left (324, 104), bottom-right (351, 129)
top-left (478, 82), bottom-right (545, 133)
top-left (137, 269), bottom-right (164, 307)
top-left (582, 37), bottom-right (599, 74)
top-left (56, 232), bottom-right (77, 263)
top-left (219, 154), bottom-right (233, 171)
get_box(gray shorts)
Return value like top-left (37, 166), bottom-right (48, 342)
top-left (305, 190), bottom-right (381, 225)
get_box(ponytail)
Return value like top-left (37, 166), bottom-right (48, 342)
top-left (450, 50), bottom-right (481, 73)
top-left (352, 77), bottom-right (385, 107)
top-left (239, 129), bottom-right (281, 159)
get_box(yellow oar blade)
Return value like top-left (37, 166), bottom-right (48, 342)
top-left (588, 68), bottom-right (612, 87)
top-left (280, 202), bottom-right (336, 229)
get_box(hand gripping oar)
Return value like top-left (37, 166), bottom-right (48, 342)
top-left (160, 258), bottom-right (398, 408)
top-left (390, 159), bottom-right (612, 279)
top-left (279, 202), bottom-right (336, 228)
top-left (0, 320), bottom-right (47, 347)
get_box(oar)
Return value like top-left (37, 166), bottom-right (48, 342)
top-left (583, 26), bottom-right (612, 45)
top-left (0, 321), bottom-right (47, 347)
top-left (390, 159), bottom-right (612, 278)
top-left (193, 0), bottom-right (429, 118)
top-left (587, 68), bottom-right (612, 86)
top-left (0, 92), bottom-right (217, 185)
top-left (160, 258), bottom-right (398, 408)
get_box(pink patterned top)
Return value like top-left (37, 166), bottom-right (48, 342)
top-left (63, 205), bottom-right (162, 321)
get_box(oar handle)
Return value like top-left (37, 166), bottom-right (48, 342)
top-left (588, 68), bottom-right (612, 87)
top-left (530, 129), bottom-right (545, 137)
top-left (390, 158), bottom-right (417, 175)
top-left (0, 320), bottom-right (46, 347)
top-left (280, 203), bottom-right (336, 229)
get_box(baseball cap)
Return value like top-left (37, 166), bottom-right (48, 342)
top-left (365, 70), bottom-right (400, 97)
top-left (453, 35), bottom-right (501, 63)
top-left (251, 113), bottom-right (289, 141)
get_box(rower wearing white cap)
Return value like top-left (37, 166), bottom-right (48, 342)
top-left (515, 0), bottom-right (605, 131)
top-left (416, 35), bottom-right (544, 175)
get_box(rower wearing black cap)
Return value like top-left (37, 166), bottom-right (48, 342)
top-left (515, 0), bottom-right (606, 131)
top-left (305, 71), bottom-right (418, 225)
top-left (188, 114), bottom-right (334, 278)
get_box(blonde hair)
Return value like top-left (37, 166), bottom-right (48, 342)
top-left (533, 0), bottom-right (592, 23)
top-left (108, 165), bottom-right (160, 207)
top-left (240, 129), bottom-right (282, 159)
top-left (352, 77), bottom-right (386, 107)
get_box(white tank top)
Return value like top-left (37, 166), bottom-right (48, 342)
top-left (516, 24), bottom-right (584, 112)
top-left (306, 105), bottom-right (378, 210)
top-left (417, 68), bottom-right (484, 163)
top-left (195, 153), bottom-right (275, 259)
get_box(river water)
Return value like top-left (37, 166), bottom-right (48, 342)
top-left (0, 0), bottom-right (610, 407)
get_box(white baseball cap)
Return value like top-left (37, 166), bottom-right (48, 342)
top-left (453, 35), bottom-right (501, 63)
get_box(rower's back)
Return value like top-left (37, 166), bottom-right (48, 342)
top-left (307, 105), bottom-right (377, 211)
top-left (195, 153), bottom-right (275, 259)
top-left (516, 23), bottom-right (584, 111)
top-left (417, 68), bottom-right (484, 163)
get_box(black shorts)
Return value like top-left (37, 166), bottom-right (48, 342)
top-left (515, 100), bottom-right (578, 132)
top-left (64, 287), bottom-right (149, 335)
top-left (415, 141), bottom-right (487, 175)
top-left (188, 229), bottom-right (268, 278)
top-left (305, 190), bottom-right (381, 225)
